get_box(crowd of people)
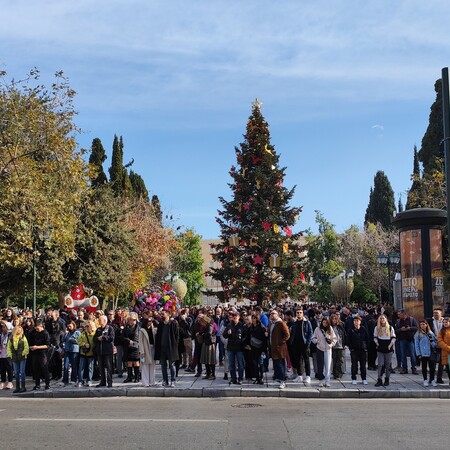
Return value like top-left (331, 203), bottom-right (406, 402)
top-left (1, 302), bottom-right (450, 393)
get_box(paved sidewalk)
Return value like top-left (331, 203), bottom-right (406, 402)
top-left (3, 361), bottom-right (450, 399)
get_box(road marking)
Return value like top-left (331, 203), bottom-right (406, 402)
top-left (15, 418), bottom-right (228, 423)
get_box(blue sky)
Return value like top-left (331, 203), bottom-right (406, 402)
top-left (2, 1), bottom-right (450, 238)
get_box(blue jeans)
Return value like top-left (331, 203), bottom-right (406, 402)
top-left (399, 339), bottom-right (416, 370)
top-left (160, 349), bottom-right (176, 383)
top-left (63, 352), bottom-right (79, 383)
top-left (227, 350), bottom-right (244, 382)
top-left (13, 360), bottom-right (26, 383)
top-left (273, 358), bottom-right (286, 382)
top-left (78, 356), bottom-right (94, 383)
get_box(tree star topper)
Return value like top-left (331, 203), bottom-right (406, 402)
top-left (252, 98), bottom-right (262, 110)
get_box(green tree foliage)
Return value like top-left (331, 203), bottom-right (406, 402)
top-left (339, 223), bottom-right (398, 304)
top-left (109, 135), bottom-right (124, 196)
top-left (63, 185), bottom-right (136, 297)
top-left (304, 211), bottom-right (341, 302)
top-left (407, 79), bottom-right (445, 210)
top-left (418, 79), bottom-right (443, 175)
top-left (209, 100), bottom-right (304, 305)
top-left (151, 195), bottom-right (163, 224)
top-left (89, 138), bottom-right (108, 187)
top-left (0, 69), bottom-right (89, 299)
top-left (170, 229), bottom-right (204, 306)
top-left (364, 171), bottom-right (396, 229)
top-left (129, 170), bottom-right (149, 200)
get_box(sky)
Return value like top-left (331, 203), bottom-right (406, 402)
top-left (2, 0), bottom-right (450, 239)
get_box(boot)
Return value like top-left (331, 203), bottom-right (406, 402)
top-left (123, 367), bottom-right (133, 383)
top-left (374, 378), bottom-right (383, 387)
top-left (383, 378), bottom-right (390, 386)
top-left (13, 381), bottom-right (20, 394)
top-left (20, 381), bottom-right (27, 393)
top-left (133, 366), bottom-right (140, 383)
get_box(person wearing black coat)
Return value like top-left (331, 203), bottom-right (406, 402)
top-left (28, 320), bottom-right (51, 390)
top-left (223, 310), bottom-right (247, 385)
top-left (347, 315), bottom-right (370, 385)
top-left (155, 310), bottom-right (179, 387)
top-left (247, 316), bottom-right (268, 384)
top-left (122, 312), bottom-right (141, 383)
top-left (93, 315), bottom-right (115, 388)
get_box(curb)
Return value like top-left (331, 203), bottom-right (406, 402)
top-left (12, 386), bottom-right (450, 400)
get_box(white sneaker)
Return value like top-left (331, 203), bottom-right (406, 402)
top-left (318, 382), bottom-right (324, 387)
top-left (291, 376), bottom-right (301, 382)
top-left (432, 380), bottom-right (437, 387)
top-left (305, 376), bottom-right (311, 385)
top-left (272, 380), bottom-right (281, 387)
top-left (279, 382), bottom-right (286, 389)
top-left (351, 380), bottom-right (357, 385)
top-left (0, 382), bottom-right (4, 390)
top-left (5, 382), bottom-right (13, 389)
top-left (423, 380), bottom-right (429, 387)
top-left (362, 380), bottom-right (368, 385)
top-left (325, 382), bottom-right (331, 388)
top-left (169, 381), bottom-right (175, 387)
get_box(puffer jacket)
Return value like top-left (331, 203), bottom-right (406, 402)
top-left (312, 326), bottom-right (337, 352)
top-left (437, 327), bottom-right (450, 365)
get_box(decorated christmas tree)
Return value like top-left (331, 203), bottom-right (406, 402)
top-left (209, 100), bottom-right (305, 306)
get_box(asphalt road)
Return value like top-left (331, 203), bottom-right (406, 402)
top-left (0, 398), bottom-right (446, 449)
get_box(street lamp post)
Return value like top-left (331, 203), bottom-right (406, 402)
top-left (338, 269), bottom-right (355, 303)
top-left (376, 252), bottom-right (400, 305)
top-left (32, 227), bottom-right (51, 315)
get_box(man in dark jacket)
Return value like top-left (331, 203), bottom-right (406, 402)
top-left (395, 310), bottom-right (418, 375)
top-left (93, 315), bottom-right (115, 388)
top-left (289, 309), bottom-right (313, 384)
top-left (347, 315), bottom-right (370, 385)
top-left (46, 309), bottom-right (66, 380)
top-left (155, 310), bottom-right (179, 387)
top-left (223, 309), bottom-right (246, 385)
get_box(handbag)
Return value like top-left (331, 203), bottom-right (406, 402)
top-left (250, 336), bottom-right (263, 348)
top-left (430, 347), bottom-right (440, 363)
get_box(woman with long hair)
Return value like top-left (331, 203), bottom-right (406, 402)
top-left (312, 317), bottom-right (337, 387)
top-left (122, 312), bottom-right (141, 383)
top-left (7, 325), bottom-right (29, 393)
top-left (0, 321), bottom-right (13, 390)
top-left (200, 314), bottom-right (217, 380)
top-left (62, 320), bottom-right (81, 386)
top-left (248, 315), bottom-right (267, 385)
top-left (330, 313), bottom-right (346, 380)
top-left (138, 317), bottom-right (157, 387)
top-left (414, 320), bottom-right (437, 387)
top-left (77, 320), bottom-right (97, 387)
top-left (437, 317), bottom-right (450, 386)
top-left (373, 314), bottom-right (396, 386)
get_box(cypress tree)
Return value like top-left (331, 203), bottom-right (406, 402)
top-left (89, 138), bottom-right (108, 187)
top-left (364, 171), bottom-right (396, 229)
top-left (418, 79), bottom-right (443, 175)
top-left (151, 195), bottom-right (163, 224)
top-left (130, 170), bottom-right (149, 201)
top-left (406, 145), bottom-right (423, 209)
top-left (109, 134), bottom-right (124, 196)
